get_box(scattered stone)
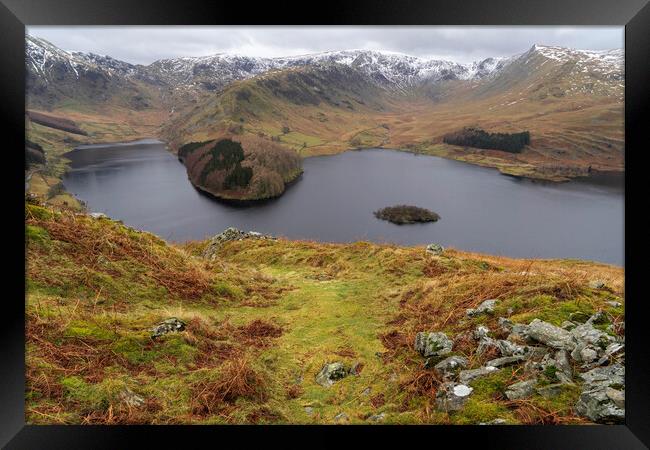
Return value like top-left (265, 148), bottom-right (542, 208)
top-left (315, 362), bottom-right (349, 387)
top-left (505, 379), bottom-right (538, 400)
top-left (588, 280), bottom-right (606, 289)
top-left (466, 299), bottom-right (498, 318)
top-left (362, 387), bottom-right (371, 396)
top-left (368, 412), bottom-right (386, 423)
top-left (89, 212), bottom-right (107, 219)
top-left (414, 332), bottom-right (453, 358)
top-left (496, 339), bottom-right (528, 357)
top-left (118, 387), bottom-right (144, 408)
top-left (478, 418), bottom-right (507, 425)
top-left (426, 243), bottom-right (444, 256)
top-left (459, 366), bottom-right (500, 385)
top-left (554, 350), bottom-right (573, 381)
top-left (606, 301), bottom-right (622, 308)
top-left (576, 365), bottom-right (625, 423)
top-left (436, 382), bottom-right (473, 412)
top-left (150, 317), bottom-right (186, 339)
top-left (203, 227), bottom-right (275, 260)
top-left (527, 319), bottom-right (574, 350)
top-left (333, 412), bottom-right (349, 423)
top-left (595, 342), bottom-right (625, 366)
top-left (304, 406), bottom-right (315, 415)
top-left (486, 355), bottom-right (526, 368)
top-left (576, 384), bottom-right (625, 423)
top-left (433, 355), bottom-right (469, 378)
top-left (473, 325), bottom-right (490, 340)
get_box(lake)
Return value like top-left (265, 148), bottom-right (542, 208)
top-left (63, 139), bottom-right (624, 266)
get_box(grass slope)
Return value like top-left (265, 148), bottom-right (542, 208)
top-left (26, 202), bottom-right (624, 424)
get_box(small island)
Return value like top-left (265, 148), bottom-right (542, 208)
top-left (374, 205), bottom-right (440, 225)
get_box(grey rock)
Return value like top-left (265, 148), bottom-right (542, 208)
top-left (368, 412), bottom-right (386, 423)
top-left (478, 418), bottom-right (507, 425)
top-left (304, 406), bottom-right (315, 415)
top-left (151, 317), bottom-right (186, 339)
top-left (554, 350), bottom-right (573, 381)
top-left (588, 311), bottom-right (609, 325)
top-left (588, 280), bottom-right (606, 289)
top-left (118, 387), bottom-right (144, 408)
top-left (89, 212), bottom-right (107, 219)
top-left (579, 364), bottom-right (624, 388)
top-left (414, 332), bottom-right (453, 358)
top-left (505, 379), bottom-right (538, 400)
top-left (316, 362), bottom-right (349, 387)
top-left (576, 387), bottom-right (624, 423)
top-left (606, 301), bottom-right (622, 308)
top-left (362, 387), bottom-right (371, 396)
top-left (527, 319), bottom-right (574, 350)
top-left (496, 339), bottom-right (528, 357)
top-left (203, 227), bottom-right (275, 260)
top-left (333, 412), bottom-right (349, 423)
top-left (426, 243), bottom-right (444, 256)
top-left (473, 325), bottom-right (490, 340)
top-left (466, 299), bottom-right (498, 318)
top-left (317, 365), bottom-right (345, 386)
top-left (435, 382), bottom-right (473, 412)
top-left (433, 355), bottom-right (469, 378)
top-left (459, 366), bottom-right (500, 385)
top-left (486, 355), bottom-right (526, 368)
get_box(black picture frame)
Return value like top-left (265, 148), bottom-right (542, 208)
top-left (2, 0), bottom-right (648, 448)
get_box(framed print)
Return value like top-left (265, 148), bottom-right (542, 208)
top-left (2, 0), bottom-right (649, 447)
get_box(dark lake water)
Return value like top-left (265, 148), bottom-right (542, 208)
top-left (63, 139), bottom-right (624, 266)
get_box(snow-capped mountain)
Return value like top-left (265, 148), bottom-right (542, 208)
top-left (25, 34), bottom-right (624, 110)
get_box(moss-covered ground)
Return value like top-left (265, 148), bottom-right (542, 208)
top-left (25, 202), bottom-right (624, 424)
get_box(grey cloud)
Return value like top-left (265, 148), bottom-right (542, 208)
top-left (27, 26), bottom-right (623, 65)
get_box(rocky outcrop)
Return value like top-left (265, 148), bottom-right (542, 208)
top-left (414, 332), bottom-right (453, 358)
top-left (466, 299), bottom-right (497, 318)
top-left (315, 362), bottom-right (349, 387)
top-left (575, 364), bottom-right (625, 423)
top-left (203, 227), bottom-right (275, 260)
top-left (505, 379), bottom-right (538, 400)
top-left (426, 243), bottom-right (444, 256)
top-left (151, 317), bottom-right (186, 339)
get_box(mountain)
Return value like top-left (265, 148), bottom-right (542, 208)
top-left (25, 36), bottom-right (625, 190)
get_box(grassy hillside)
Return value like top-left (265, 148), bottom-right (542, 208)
top-left (163, 62), bottom-right (623, 182)
top-left (26, 202), bottom-right (624, 424)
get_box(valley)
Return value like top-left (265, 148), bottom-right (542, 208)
top-left (25, 37), bottom-right (624, 204)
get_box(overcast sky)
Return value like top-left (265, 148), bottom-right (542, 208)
top-left (27, 26), bottom-right (623, 65)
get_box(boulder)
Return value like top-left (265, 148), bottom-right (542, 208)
top-left (527, 319), bottom-right (574, 350)
top-left (426, 243), bottom-right (444, 256)
top-left (435, 382), bottom-right (473, 412)
top-left (203, 227), bottom-right (275, 260)
top-left (151, 317), bottom-right (186, 339)
top-left (473, 325), bottom-right (490, 340)
top-left (576, 387), bottom-right (625, 423)
top-left (433, 355), bottom-right (469, 378)
top-left (486, 355), bottom-right (526, 368)
top-left (505, 379), bottom-right (538, 400)
top-left (459, 366), bottom-right (500, 385)
top-left (414, 332), bottom-right (453, 358)
top-left (118, 387), bottom-right (144, 408)
top-left (315, 362), bottom-right (349, 387)
top-left (466, 299), bottom-right (498, 318)
top-left (575, 364), bottom-right (625, 423)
